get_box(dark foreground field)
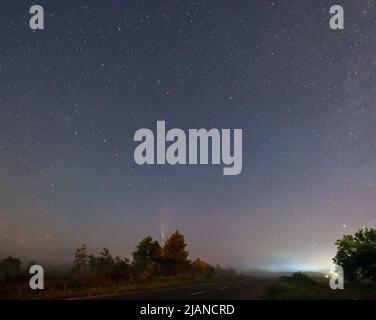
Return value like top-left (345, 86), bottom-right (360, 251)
top-left (3, 273), bottom-right (376, 300)
top-left (81, 274), bottom-right (376, 300)
top-left (262, 273), bottom-right (376, 300)
top-left (78, 277), bottom-right (271, 300)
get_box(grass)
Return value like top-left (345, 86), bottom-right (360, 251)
top-left (262, 272), bottom-right (376, 300)
top-left (1, 274), bottom-right (249, 300)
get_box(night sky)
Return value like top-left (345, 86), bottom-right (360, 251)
top-left (1, 0), bottom-right (376, 271)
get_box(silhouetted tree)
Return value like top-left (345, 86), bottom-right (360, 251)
top-left (0, 256), bottom-right (21, 282)
top-left (112, 256), bottom-right (131, 280)
top-left (333, 228), bottom-right (376, 284)
top-left (191, 259), bottom-right (215, 279)
top-left (89, 248), bottom-right (113, 273)
top-left (73, 244), bottom-right (88, 273)
top-left (132, 236), bottom-right (161, 277)
top-left (161, 231), bottom-right (190, 275)
top-left (0, 256), bottom-right (22, 278)
top-left (88, 248), bottom-right (131, 281)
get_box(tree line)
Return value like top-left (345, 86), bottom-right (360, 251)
top-left (3, 228), bottom-right (376, 287)
top-left (1, 230), bottom-right (236, 289)
top-left (72, 230), bottom-right (215, 283)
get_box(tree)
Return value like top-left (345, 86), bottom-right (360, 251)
top-left (333, 228), bottom-right (376, 284)
top-left (73, 244), bottom-right (88, 273)
top-left (191, 259), bottom-right (215, 279)
top-left (161, 231), bottom-right (190, 275)
top-left (98, 248), bottom-right (113, 268)
top-left (88, 248), bottom-right (131, 281)
top-left (0, 256), bottom-right (22, 275)
top-left (132, 236), bottom-right (161, 273)
top-left (112, 256), bottom-right (131, 280)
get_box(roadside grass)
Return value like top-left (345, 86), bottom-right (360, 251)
top-left (1, 274), bottom-right (250, 300)
top-left (262, 272), bottom-right (376, 300)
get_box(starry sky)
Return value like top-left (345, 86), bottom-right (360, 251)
top-left (1, 0), bottom-right (376, 271)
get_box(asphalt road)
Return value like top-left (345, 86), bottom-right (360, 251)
top-left (83, 278), bottom-right (272, 300)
